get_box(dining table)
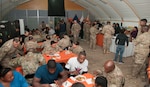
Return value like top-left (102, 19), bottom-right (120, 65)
top-left (42, 50), bottom-right (77, 64)
top-left (61, 73), bottom-right (95, 87)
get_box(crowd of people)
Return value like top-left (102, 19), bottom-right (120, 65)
top-left (0, 18), bottom-right (149, 87)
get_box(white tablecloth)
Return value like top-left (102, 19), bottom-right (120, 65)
top-left (110, 38), bottom-right (134, 57)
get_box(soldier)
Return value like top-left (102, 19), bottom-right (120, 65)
top-left (0, 37), bottom-right (20, 68)
top-left (94, 60), bottom-right (124, 87)
top-left (42, 41), bottom-right (62, 55)
top-left (83, 21), bottom-right (91, 42)
top-left (50, 33), bottom-right (59, 42)
top-left (132, 26), bottom-right (150, 80)
top-left (104, 60), bottom-right (124, 87)
top-left (69, 41), bottom-right (84, 55)
top-left (24, 35), bottom-right (40, 52)
top-left (89, 23), bottom-right (99, 50)
top-left (57, 34), bottom-right (71, 50)
top-left (66, 20), bottom-right (71, 36)
top-left (137, 19), bottom-right (147, 36)
top-left (41, 35), bottom-right (51, 49)
top-left (102, 21), bottom-right (115, 54)
top-left (71, 20), bottom-right (81, 42)
top-left (9, 48), bottom-right (46, 83)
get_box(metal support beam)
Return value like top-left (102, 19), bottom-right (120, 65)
top-left (123, 0), bottom-right (140, 20)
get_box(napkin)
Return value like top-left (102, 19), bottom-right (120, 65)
top-left (70, 76), bottom-right (76, 81)
top-left (62, 81), bottom-right (72, 87)
top-left (85, 78), bottom-right (94, 84)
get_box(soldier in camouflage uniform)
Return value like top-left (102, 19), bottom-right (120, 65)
top-left (0, 37), bottom-right (20, 68)
top-left (41, 35), bottom-right (51, 49)
top-left (69, 41), bottom-right (84, 55)
top-left (132, 26), bottom-right (150, 80)
top-left (94, 60), bottom-right (124, 87)
top-left (9, 48), bottom-right (46, 75)
top-left (137, 19), bottom-right (147, 36)
top-left (83, 21), bottom-right (91, 42)
top-left (71, 20), bottom-right (81, 42)
top-left (66, 20), bottom-right (71, 36)
top-left (89, 23), bottom-right (99, 50)
top-left (57, 34), bottom-right (71, 50)
top-left (9, 48), bottom-right (46, 84)
top-left (25, 35), bottom-right (40, 51)
top-left (104, 60), bottom-right (124, 87)
top-left (102, 21), bottom-right (115, 54)
top-left (50, 33), bottom-right (59, 42)
top-left (42, 41), bottom-right (62, 55)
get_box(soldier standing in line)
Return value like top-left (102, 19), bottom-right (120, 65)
top-left (101, 21), bottom-right (114, 54)
top-left (83, 21), bottom-right (91, 42)
top-left (71, 20), bottom-right (81, 42)
top-left (89, 23), bottom-right (99, 50)
top-left (132, 26), bottom-right (150, 81)
top-left (137, 19), bottom-right (147, 36)
top-left (66, 20), bottom-right (71, 36)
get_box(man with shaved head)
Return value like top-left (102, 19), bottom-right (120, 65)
top-left (104, 60), bottom-right (125, 87)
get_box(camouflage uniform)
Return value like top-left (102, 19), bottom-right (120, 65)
top-left (89, 26), bottom-right (99, 49)
top-left (0, 39), bottom-right (19, 68)
top-left (132, 31), bottom-right (150, 79)
top-left (33, 34), bottom-right (43, 42)
top-left (66, 21), bottom-right (71, 35)
top-left (106, 65), bottom-right (124, 87)
top-left (25, 40), bottom-right (39, 51)
top-left (57, 35), bottom-right (71, 49)
top-left (71, 23), bottom-right (81, 42)
top-left (102, 24), bottom-right (114, 53)
top-left (43, 45), bottom-right (62, 55)
top-left (41, 40), bottom-right (51, 49)
top-left (70, 45), bottom-right (84, 55)
top-left (83, 22), bottom-right (91, 42)
top-left (50, 35), bottom-right (59, 42)
top-left (9, 52), bottom-right (46, 76)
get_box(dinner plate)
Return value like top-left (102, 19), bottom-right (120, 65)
top-left (75, 75), bottom-right (86, 82)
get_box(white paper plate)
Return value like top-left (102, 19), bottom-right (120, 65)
top-left (75, 75), bottom-right (86, 82)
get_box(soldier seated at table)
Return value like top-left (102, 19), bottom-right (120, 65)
top-left (93, 60), bottom-right (125, 87)
top-left (69, 41), bottom-right (84, 55)
top-left (9, 48), bottom-right (46, 84)
top-left (24, 35), bottom-right (40, 53)
top-left (95, 76), bottom-right (108, 87)
top-left (57, 34), bottom-right (71, 50)
top-left (51, 33), bottom-right (60, 42)
top-left (32, 60), bottom-right (67, 87)
top-left (42, 41), bottom-right (63, 55)
top-left (65, 51), bottom-right (88, 77)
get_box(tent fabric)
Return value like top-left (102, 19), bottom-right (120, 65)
top-left (72, 0), bottom-right (150, 21)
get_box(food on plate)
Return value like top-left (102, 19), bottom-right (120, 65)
top-left (75, 75), bottom-right (86, 82)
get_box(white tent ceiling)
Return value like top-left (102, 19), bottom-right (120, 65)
top-left (71, 0), bottom-right (150, 22)
top-left (0, 0), bottom-right (150, 22)
top-left (0, 0), bottom-right (30, 20)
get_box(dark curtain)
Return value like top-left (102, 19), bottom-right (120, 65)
top-left (48, 0), bottom-right (65, 16)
